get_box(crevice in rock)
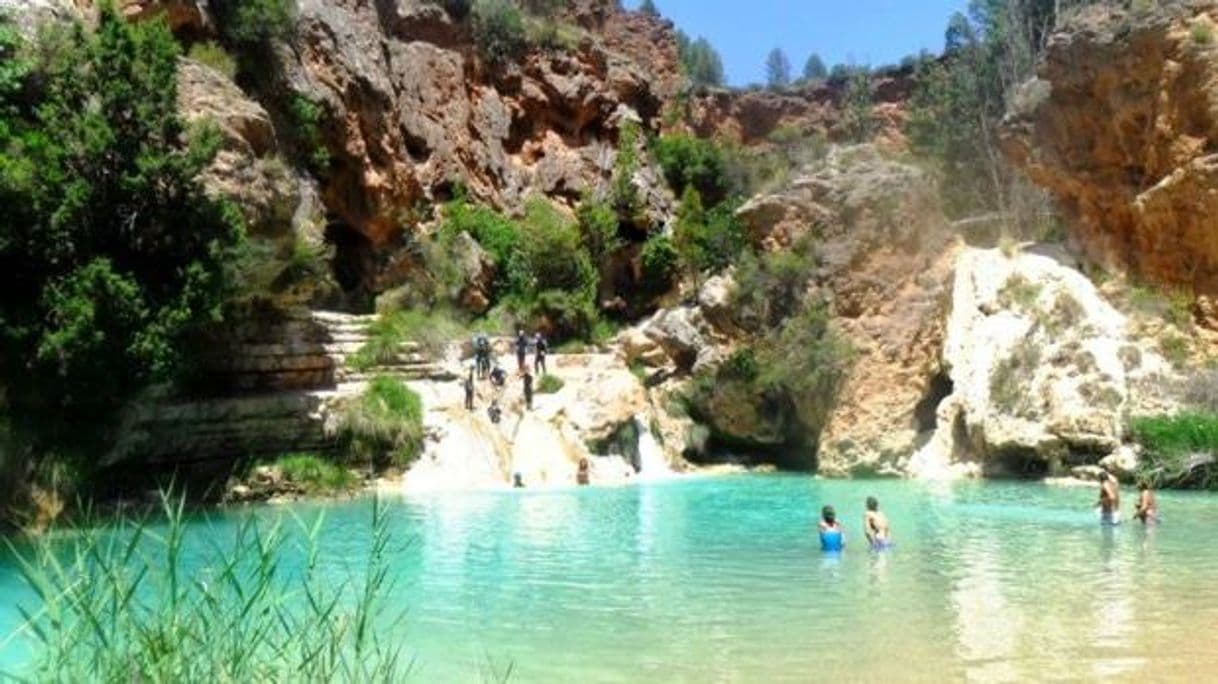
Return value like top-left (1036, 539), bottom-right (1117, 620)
top-left (914, 370), bottom-right (953, 434)
top-left (983, 446), bottom-right (1050, 479)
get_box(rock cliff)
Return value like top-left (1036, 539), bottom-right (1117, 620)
top-left (1002, 1), bottom-right (1218, 296)
top-left (912, 246), bottom-right (1180, 479)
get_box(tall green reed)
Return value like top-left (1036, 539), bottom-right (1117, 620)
top-left (5, 493), bottom-right (409, 682)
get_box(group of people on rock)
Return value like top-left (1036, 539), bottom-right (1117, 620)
top-left (464, 330), bottom-right (549, 424)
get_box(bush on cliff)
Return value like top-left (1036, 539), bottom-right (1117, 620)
top-left (471, 0), bottom-right (527, 65)
top-left (653, 134), bottom-right (730, 207)
top-left (681, 303), bottom-right (852, 467)
top-left (673, 187), bottom-right (747, 283)
top-left (338, 376), bottom-right (425, 468)
top-left (0, 10), bottom-right (242, 458)
top-left (212, 0), bottom-right (296, 51)
top-left (273, 453), bottom-right (359, 495)
top-left (1130, 413), bottom-right (1218, 489)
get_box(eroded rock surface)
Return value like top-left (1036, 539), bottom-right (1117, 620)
top-left (911, 247), bottom-right (1181, 479)
top-left (738, 146), bottom-right (957, 475)
top-left (1002, 1), bottom-right (1218, 295)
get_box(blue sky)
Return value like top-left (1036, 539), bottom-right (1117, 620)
top-left (623, 0), bottom-right (968, 86)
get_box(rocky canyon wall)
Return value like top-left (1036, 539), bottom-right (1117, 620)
top-left (1002, 0), bottom-right (1218, 297)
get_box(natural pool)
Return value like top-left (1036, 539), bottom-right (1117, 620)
top-left (2, 474), bottom-right (1216, 682)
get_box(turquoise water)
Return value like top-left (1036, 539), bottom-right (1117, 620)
top-left (3, 474), bottom-right (1218, 681)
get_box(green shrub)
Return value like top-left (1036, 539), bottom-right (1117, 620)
top-left (731, 246), bottom-right (816, 328)
top-left (525, 17), bottom-right (581, 51)
top-left (471, 0), bottom-right (526, 65)
top-left (288, 94), bottom-right (330, 174)
top-left (0, 8), bottom-right (243, 459)
top-left (639, 0), bottom-right (659, 16)
top-left (1130, 413), bottom-right (1218, 488)
top-left (213, 0), bottom-right (296, 50)
top-left (537, 374), bottom-right (564, 393)
top-left (1159, 333), bottom-right (1191, 369)
top-left (12, 494), bottom-right (408, 681)
top-left (612, 120), bottom-right (645, 224)
top-left (351, 309), bottom-right (464, 370)
top-left (997, 273), bottom-right (1042, 311)
top-left (576, 197), bottom-right (622, 263)
top-left (439, 195), bottom-right (523, 295)
top-left (274, 453), bottom-right (358, 494)
top-left (673, 188), bottom-right (747, 281)
top-left (640, 234), bottom-right (680, 296)
top-left (187, 41), bottom-right (237, 79)
top-left (990, 337), bottom-right (1041, 416)
top-left (338, 376), bottom-right (426, 468)
top-left (1192, 20), bottom-right (1214, 45)
top-left (653, 134), bottom-right (730, 206)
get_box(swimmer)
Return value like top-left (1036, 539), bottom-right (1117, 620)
top-left (1133, 480), bottom-right (1159, 524)
top-left (818, 505), bottom-right (844, 551)
top-left (863, 496), bottom-right (891, 549)
top-left (576, 458), bottom-right (590, 486)
top-left (1096, 471), bottom-right (1121, 525)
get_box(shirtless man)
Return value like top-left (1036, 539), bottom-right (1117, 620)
top-left (1134, 481), bottom-right (1159, 524)
top-left (863, 496), bottom-right (891, 549)
top-left (1097, 471), bottom-right (1121, 525)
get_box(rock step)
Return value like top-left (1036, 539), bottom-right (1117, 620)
top-left (338, 366), bottom-right (455, 383)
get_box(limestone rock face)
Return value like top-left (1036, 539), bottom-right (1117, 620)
top-left (282, 0), bottom-right (678, 256)
top-left (177, 59), bottom-right (299, 235)
top-left (736, 146), bottom-right (956, 476)
top-left (910, 248), bottom-right (1180, 479)
top-left (1002, 2), bottom-right (1218, 295)
top-left (684, 69), bottom-right (913, 150)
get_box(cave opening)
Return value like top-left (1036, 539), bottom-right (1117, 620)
top-left (914, 370), bottom-right (954, 434)
top-left (324, 219), bottom-right (376, 312)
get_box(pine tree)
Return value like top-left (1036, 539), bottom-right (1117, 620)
top-left (802, 53), bottom-right (827, 81)
top-left (765, 48), bottom-right (791, 89)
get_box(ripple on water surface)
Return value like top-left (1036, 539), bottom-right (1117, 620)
top-left (2, 475), bottom-right (1217, 682)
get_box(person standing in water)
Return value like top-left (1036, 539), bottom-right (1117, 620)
top-left (818, 505), bottom-right (844, 551)
top-left (1096, 471), bottom-right (1121, 525)
top-left (863, 496), bottom-right (891, 549)
top-left (1134, 480), bottom-right (1159, 524)
top-left (576, 458), bottom-right (590, 486)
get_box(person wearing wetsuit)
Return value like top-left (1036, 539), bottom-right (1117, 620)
top-left (474, 334), bottom-right (490, 379)
top-left (523, 371), bottom-right (534, 410)
top-left (463, 367), bottom-right (475, 411)
top-left (1134, 481), bottom-right (1159, 524)
top-left (1097, 471), bottom-right (1121, 525)
top-left (490, 365), bottom-right (507, 388)
top-left (818, 505), bottom-right (844, 551)
top-left (863, 496), bottom-right (891, 550)
top-left (515, 330), bottom-right (528, 373)
top-left (534, 332), bottom-right (548, 376)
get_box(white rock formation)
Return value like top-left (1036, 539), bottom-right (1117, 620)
top-left (911, 246), bottom-right (1179, 479)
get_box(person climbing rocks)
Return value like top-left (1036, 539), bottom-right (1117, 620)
top-left (1134, 480), bottom-right (1159, 524)
top-left (474, 334), bottom-right (491, 379)
top-left (523, 370), bottom-right (534, 410)
top-left (576, 458), bottom-right (590, 486)
top-left (515, 330), bottom-right (529, 373)
top-left (818, 505), bottom-right (844, 552)
top-left (488, 399), bottom-right (502, 424)
top-left (863, 496), bottom-right (891, 550)
top-left (533, 332), bottom-right (548, 376)
top-left (1096, 471), bottom-right (1121, 525)
top-left (490, 364), bottom-right (507, 388)
top-left (464, 366), bottom-right (475, 411)
top-left (513, 471), bottom-right (525, 488)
